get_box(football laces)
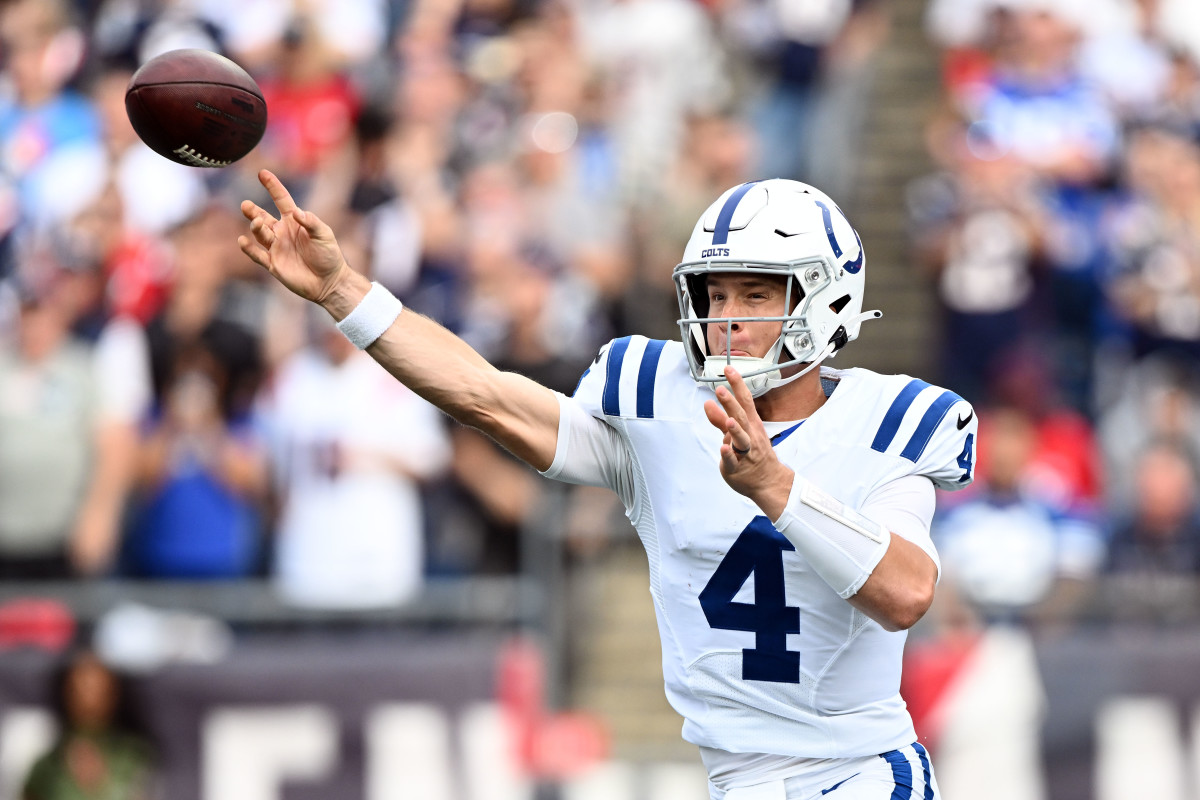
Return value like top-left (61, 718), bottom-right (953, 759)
top-left (172, 144), bottom-right (232, 168)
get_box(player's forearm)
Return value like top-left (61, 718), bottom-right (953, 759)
top-left (771, 475), bottom-right (937, 631)
top-left (319, 271), bottom-right (559, 469)
top-left (846, 536), bottom-right (937, 632)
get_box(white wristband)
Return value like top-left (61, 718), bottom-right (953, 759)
top-left (335, 281), bottom-right (403, 349)
top-left (771, 476), bottom-right (891, 599)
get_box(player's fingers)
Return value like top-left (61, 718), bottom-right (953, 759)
top-left (724, 417), bottom-right (752, 455)
top-left (259, 169), bottom-right (298, 215)
top-left (703, 398), bottom-right (730, 434)
top-left (240, 199), bottom-right (273, 222)
top-left (249, 215), bottom-right (275, 247)
top-left (291, 208), bottom-right (332, 239)
top-left (715, 384), bottom-right (751, 431)
top-left (238, 235), bottom-right (271, 270)
top-left (724, 367), bottom-right (760, 420)
top-left (719, 442), bottom-right (739, 470)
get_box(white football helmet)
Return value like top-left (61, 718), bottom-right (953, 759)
top-left (673, 179), bottom-right (881, 397)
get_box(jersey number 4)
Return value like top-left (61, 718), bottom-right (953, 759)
top-left (699, 516), bottom-right (801, 683)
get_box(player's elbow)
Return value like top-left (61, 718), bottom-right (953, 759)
top-left (878, 582), bottom-right (936, 632)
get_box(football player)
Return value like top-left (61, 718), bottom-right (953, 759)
top-left (239, 171), bottom-right (977, 800)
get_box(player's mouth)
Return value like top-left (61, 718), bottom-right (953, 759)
top-left (716, 349), bottom-right (751, 357)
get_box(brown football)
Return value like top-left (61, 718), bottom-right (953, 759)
top-left (125, 49), bottom-right (267, 168)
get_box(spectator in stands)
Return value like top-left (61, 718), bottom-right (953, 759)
top-left (0, 262), bottom-right (142, 579)
top-left (22, 648), bottom-right (154, 800)
top-left (933, 405), bottom-right (1105, 627)
top-left (261, 315), bottom-right (451, 608)
top-left (1077, 0), bottom-right (1175, 120)
top-left (907, 116), bottom-right (1046, 404)
top-left (577, 0), bottom-right (727, 194)
top-left (254, 13), bottom-right (362, 192)
top-left (125, 345), bottom-right (268, 579)
top-left (716, 0), bottom-right (884, 187)
top-left (1105, 122), bottom-right (1200, 363)
top-left (1103, 439), bottom-right (1200, 624)
top-left (0, 0), bottom-right (106, 250)
top-left (985, 350), bottom-right (1104, 510)
top-left (1099, 355), bottom-right (1200, 511)
top-left (145, 206), bottom-right (264, 423)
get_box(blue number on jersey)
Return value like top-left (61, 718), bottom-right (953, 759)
top-left (699, 516), bottom-right (801, 683)
top-left (956, 433), bottom-right (975, 483)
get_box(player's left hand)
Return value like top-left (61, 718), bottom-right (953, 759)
top-left (703, 366), bottom-right (794, 519)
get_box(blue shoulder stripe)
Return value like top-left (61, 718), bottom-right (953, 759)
top-left (899, 389), bottom-right (962, 462)
top-left (871, 379), bottom-right (930, 454)
top-left (602, 336), bottom-right (631, 416)
top-left (636, 339), bottom-right (666, 418)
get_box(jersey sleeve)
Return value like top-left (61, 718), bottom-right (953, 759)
top-left (540, 334), bottom-right (639, 507)
top-left (914, 395), bottom-right (977, 491)
top-left (541, 335), bottom-right (672, 509)
top-left (861, 474), bottom-right (940, 575)
top-left (866, 376), bottom-right (978, 491)
top-left (540, 392), bottom-right (635, 508)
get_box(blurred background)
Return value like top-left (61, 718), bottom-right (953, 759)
top-left (0, 0), bottom-right (1199, 798)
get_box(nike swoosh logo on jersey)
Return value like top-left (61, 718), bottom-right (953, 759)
top-left (957, 410), bottom-right (974, 430)
top-left (821, 772), bottom-right (861, 795)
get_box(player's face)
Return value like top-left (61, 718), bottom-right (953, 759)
top-left (705, 273), bottom-right (788, 360)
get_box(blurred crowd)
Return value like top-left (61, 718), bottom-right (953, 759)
top-left (914, 0), bottom-right (1200, 630)
top-left (3, 0), bottom-right (1200, 634)
top-left (0, 0), bottom-right (887, 609)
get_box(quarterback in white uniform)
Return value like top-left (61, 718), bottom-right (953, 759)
top-left (238, 172), bottom-right (977, 800)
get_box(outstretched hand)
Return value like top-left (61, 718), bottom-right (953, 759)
top-left (237, 169), bottom-right (350, 305)
top-left (703, 366), bottom-right (794, 519)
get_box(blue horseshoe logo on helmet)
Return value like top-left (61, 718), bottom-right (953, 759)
top-left (815, 200), bottom-right (864, 274)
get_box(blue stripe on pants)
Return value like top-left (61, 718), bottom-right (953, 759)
top-left (912, 742), bottom-right (934, 800)
top-left (881, 748), bottom-right (913, 800)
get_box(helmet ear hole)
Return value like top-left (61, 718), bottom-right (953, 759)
top-left (830, 294), bottom-right (852, 314)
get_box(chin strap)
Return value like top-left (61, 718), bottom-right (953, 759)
top-left (758, 339), bottom-right (839, 395)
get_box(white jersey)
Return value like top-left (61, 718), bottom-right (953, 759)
top-left (543, 335), bottom-right (977, 760)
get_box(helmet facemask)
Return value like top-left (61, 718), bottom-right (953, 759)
top-left (674, 258), bottom-right (840, 398)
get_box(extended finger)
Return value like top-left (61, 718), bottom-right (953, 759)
top-left (724, 367), bottom-right (761, 421)
top-left (240, 199), bottom-right (274, 222)
top-left (238, 235), bottom-right (271, 270)
top-left (259, 169), bottom-right (298, 215)
top-left (715, 383), bottom-right (752, 433)
top-left (704, 398), bottom-right (730, 434)
top-left (705, 399), bottom-right (753, 456)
